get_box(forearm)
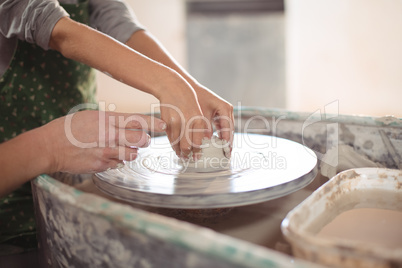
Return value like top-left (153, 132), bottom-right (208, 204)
top-left (124, 29), bottom-right (229, 108)
top-left (0, 127), bottom-right (51, 197)
top-left (125, 30), bottom-right (203, 90)
top-left (125, 28), bottom-right (234, 146)
top-left (49, 17), bottom-right (187, 99)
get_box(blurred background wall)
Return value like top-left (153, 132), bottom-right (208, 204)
top-left (186, 0), bottom-right (286, 109)
top-left (96, 0), bottom-right (402, 117)
top-left (286, 0), bottom-right (402, 117)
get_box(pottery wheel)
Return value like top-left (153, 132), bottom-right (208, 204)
top-left (94, 133), bottom-right (317, 208)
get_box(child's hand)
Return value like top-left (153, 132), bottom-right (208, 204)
top-left (158, 78), bottom-right (208, 160)
top-left (193, 84), bottom-right (234, 156)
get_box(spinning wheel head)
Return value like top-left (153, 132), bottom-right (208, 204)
top-left (94, 133), bottom-right (318, 208)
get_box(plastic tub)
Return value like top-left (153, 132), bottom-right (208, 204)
top-left (281, 168), bottom-right (402, 268)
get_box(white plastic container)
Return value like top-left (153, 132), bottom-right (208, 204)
top-left (281, 168), bottom-right (402, 268)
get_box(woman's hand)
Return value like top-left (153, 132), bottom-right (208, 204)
top-left (0, 110), bottom-right (166, 197)
top-left (44, 110), bottom-right (166, 173)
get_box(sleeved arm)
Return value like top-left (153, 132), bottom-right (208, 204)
top-left (0, 0), bottom-right (69, 50)
top-left (89, 0), bottom-right (145, 44)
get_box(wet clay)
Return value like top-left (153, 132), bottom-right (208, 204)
top-left (184, 135), bottom-right (231, 172)
top-left (316, 208), bottom-right (402, 248)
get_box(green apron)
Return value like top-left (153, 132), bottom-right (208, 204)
top-left (0, 0), bottom-right (96, 254)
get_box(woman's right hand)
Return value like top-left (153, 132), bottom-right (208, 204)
top-left (0, 110), bottom-right (166, 197)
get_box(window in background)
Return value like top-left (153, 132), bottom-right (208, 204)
top-left (186, 0), bottom-right (285, 108)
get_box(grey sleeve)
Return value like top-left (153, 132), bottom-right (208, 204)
top-left (0, 0), bottom-right (69, 50)
top-left (89, 0), bottom-right (145, 44)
